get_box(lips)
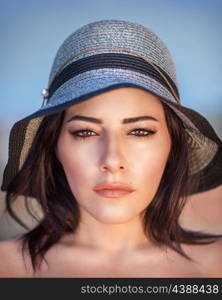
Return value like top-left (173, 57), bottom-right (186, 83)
top-left (93, 182), bottom-right (135, 198)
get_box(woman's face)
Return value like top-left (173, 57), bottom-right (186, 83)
top-left (56, 88), bottom-right (171, 224)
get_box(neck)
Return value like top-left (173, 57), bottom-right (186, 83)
top-left (70, 209), bottom-right (150, 255)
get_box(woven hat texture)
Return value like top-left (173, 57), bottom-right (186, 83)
top-left (1, 19), bottom-right (222, 195)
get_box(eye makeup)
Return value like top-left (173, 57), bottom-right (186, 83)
top-left (69, 127), bottom-right (157, 140)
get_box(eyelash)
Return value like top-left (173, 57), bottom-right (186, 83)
top-left (70, 128), bottom-right (156, 139)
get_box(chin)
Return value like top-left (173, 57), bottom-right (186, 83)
top-left (90, 210), bottom-right (138, 224)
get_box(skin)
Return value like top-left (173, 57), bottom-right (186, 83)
top-left (180, 185), bottom-right (222, 234)
top-left (0, 87), bottom-right (222, 277)
top-left (55, 87), bottom-right (172, 255)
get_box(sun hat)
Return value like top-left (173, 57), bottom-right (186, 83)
top-left (1, 19), bottom-right (222, 195)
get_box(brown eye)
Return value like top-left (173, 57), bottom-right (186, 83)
top-left (70, 128), bottom-right (156, 140)
top-left (70, 129), bottom-right (98, 139)
top-left (130, 128), bottom-right (156, 137)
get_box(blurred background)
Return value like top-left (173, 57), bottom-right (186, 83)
top-left (0, 0), bottom-right (221, 240)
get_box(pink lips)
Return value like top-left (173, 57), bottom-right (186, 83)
top-left (93, 182), bottom-right (135, 198)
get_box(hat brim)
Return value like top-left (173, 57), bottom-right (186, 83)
top-left (1, 80), bottom-right (222, 195)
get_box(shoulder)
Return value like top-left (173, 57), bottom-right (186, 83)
top-left (0, 238), bottom-right (33, 277)
top-left (182, 238), bottom-right (222, 276)
top-left (204, 238), bottom-right (222, 272)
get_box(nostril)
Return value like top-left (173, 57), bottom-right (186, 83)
top-left (100, 165), bottom-right (125, 172)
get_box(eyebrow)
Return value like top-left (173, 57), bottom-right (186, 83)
top-left (66, 115), bottom-right (159, 124)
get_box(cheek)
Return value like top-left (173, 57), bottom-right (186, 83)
top-left (57, 130), bottom-right (171, 203)
top-left (56, 137), bottom-right (97, 193)
top-left (133, 136), bottom-right (171, 195)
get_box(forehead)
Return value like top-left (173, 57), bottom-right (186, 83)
top-left (65, 87), bottom-right (165, 120)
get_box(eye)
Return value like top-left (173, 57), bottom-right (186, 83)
top-left (70, 128), bottom-right (156, 139)
top-left (129, 128), bottom-right (156, 138)
top-left (70, 128), bottom-right (98, 139)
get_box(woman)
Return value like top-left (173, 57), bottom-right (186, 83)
top-left (0, 19), bottom-right (222, 277)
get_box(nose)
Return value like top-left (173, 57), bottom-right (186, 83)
top-left (99, 134), bottom-right (126, 173)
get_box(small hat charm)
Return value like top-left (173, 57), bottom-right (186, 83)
top-left (41, 88), bottom-right (49, 107)
top-left (42, 88), bottom-right (49, 99)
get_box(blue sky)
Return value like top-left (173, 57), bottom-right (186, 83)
top-left (0, 0), bottom-right (222, 133)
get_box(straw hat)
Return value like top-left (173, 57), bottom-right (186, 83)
top-left (1, 19), bottom-right (222, 194)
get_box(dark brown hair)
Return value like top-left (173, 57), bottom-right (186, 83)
top-left (5, 100), bottom-right (222, 273)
